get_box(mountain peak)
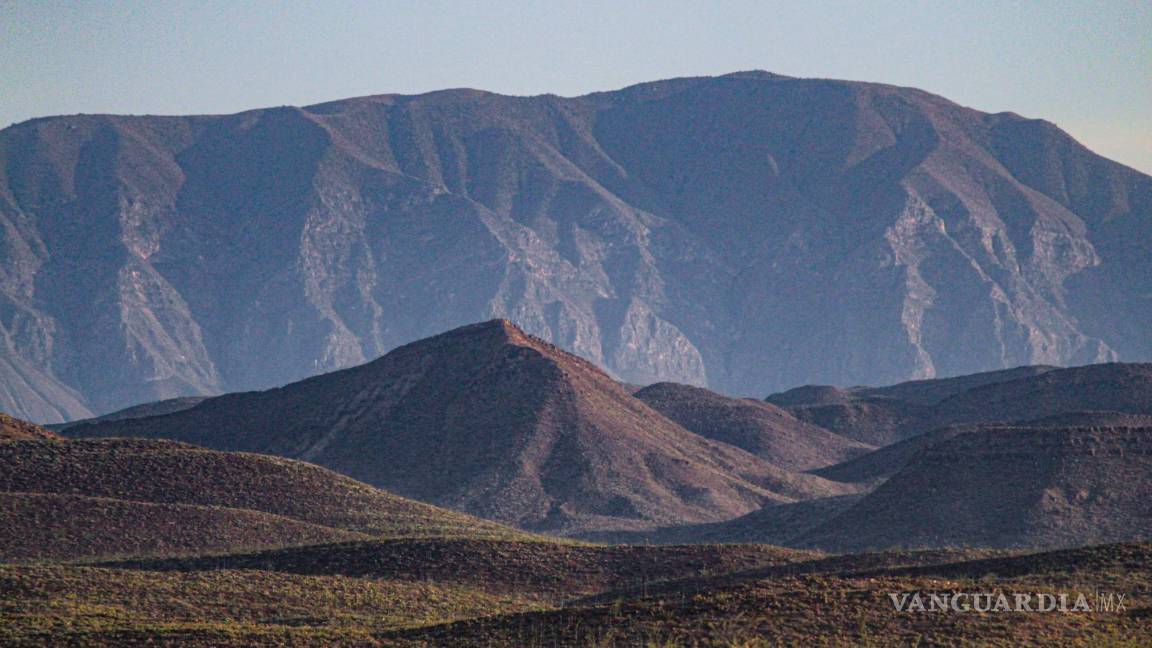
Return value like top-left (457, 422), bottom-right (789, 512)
top-left (717, 69), bottom-right (793, 81)
top-left (69, 320), bottom-right (857, 534)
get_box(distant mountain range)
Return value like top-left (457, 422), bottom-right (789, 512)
top-left (63, 319), bottom-right (1152, 549)
top-left (2, 71), bottom-right (1150, 422)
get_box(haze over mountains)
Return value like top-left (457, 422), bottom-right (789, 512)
top-left (2, 71), bottom-right (1150, 422)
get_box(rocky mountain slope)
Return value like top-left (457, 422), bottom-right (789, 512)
top-left (2, 71), bottom-right (1150, 422)
top-left (67, 320), bottom-right (857, 534)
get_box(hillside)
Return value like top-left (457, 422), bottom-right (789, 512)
top-left (772, 362), bottom-right (1152, 444)
top-left (0, 412), bottom-right (58, 439)
top-left (0, 492), bottom-right (367, 562)
top-left (634, 382), bottom-right (872, 471)
top-left (815, 410), bottom-right (1152, 484)
top-left (68, 320), bottom-right (857, 534)
top-left (2, 72), bottom-right (1150, 422)
top-left (388, 541), bottom-right (1151, 647)
top-left (798, 426), bottom-right (1152, 551)
top-left (104, 539), bottom-right (808, 599)
top-left (0, 437), bottom-right (522, 556)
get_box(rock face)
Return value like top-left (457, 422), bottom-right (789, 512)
top-left (67, 320), bottom-right (857, 534)
top-left (1, 71), bottom-right (1150, 422)
top-left (798, 426), bottom-right (1152, 551)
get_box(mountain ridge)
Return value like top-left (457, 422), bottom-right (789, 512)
top-left (2, 71), bottom-right (1150, 422)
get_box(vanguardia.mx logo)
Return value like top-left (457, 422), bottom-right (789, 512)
top-left (888, 590), bottom-right (1127, 613)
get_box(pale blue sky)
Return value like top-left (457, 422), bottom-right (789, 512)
top-left (2, 0), bottom-right (1149, 173)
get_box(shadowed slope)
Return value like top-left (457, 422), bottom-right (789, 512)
top-left (634, 382), bottom-right (872, 471)
top-left (799, 426), bottom-right (1152, 551)
top-left (0, 492), bottom-right (368, 562)
top-left (105, 538), bottom-right (811, 599)
top-left (0, 437), bottom-right (521, 540)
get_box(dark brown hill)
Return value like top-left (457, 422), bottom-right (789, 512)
top-left (579, 494), bottom-right (864, 546)
top-left (0, 437), bottom-right (519, 540)
top-left (106, 538), bottom-right (809, 599)
top-left (815, 410), bottom-right (1152, 484)
top-left (634, 382), bottom-right (872, 471)
top-left (924, 362), bottom-right (1152, 428)
top-left (772, 363), bottom-right (1152, 444)
top-left (69, 320), bottom-right (856, 534)
top-left (0, 492), bottom-right (366, 562)
top-left (798, 426), bottom-right (1152, 551)
top-left (0, 412), bottom-right (58, 440)
top-left (53, 396), bottom-right (209, 430)
top-left (771, 397), bottom-right (926, 446)
top-left (2, 72), bottom-right (1150, 423)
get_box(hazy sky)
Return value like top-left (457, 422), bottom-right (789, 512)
top-left (3, 0), bottom-right (1150, 173)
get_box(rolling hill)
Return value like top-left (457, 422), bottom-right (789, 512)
top-left (798, 425), bottom-right (1152, 551)
top-left (771, 362), bottom-right (1152, 444)
top-left (0, 492), bottom-right (366, 562)
top-left (633, 382), bottom-right (872, 471)
top-left (0, 433), bottom-right (523, 561)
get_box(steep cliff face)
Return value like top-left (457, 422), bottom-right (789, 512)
top-left (1, 71), bottom-right (1148, 421)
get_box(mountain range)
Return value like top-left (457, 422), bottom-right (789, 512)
top-left (2, 71), bottom-right (1150, 422)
